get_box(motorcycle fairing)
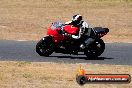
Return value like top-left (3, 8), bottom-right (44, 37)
top-left (47, 21), bottom-right (79, 43)
top-left (47, 22), bottom-right (64, 42)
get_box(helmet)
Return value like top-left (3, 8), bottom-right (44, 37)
top-left (72, 14), bottom-right (83, 25)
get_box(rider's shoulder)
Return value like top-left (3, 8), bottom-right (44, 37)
top-left (82, 21), bottom-right (88, 24)
top-left (82, 21), bottom-right (88, 25)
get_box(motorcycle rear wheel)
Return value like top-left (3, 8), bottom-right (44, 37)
top-left (84, 39), bottom-right (105, 59)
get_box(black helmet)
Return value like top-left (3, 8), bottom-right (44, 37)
top-left (72, 14), bottom-right (83, 25)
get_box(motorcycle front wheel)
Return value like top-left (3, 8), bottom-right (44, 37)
top-left (36, 38), bottom-right (54, 56)
top-left (84, 39), bottom-right (105, 59)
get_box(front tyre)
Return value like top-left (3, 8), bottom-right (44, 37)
top-left (36, 38), bottom-right (54, 56)
top-left (84, 39), bottom-right (105, 59)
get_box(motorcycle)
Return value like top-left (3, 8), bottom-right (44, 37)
top-left (36, 21), bottom-right (109, 59)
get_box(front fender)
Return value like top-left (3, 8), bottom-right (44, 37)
top-left (41, 36), bottom-right (53, 43)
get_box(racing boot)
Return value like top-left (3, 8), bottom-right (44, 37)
top-left (80, 44), bottom-right (86, 49)
top-left (80, 38), bottom-right (95, 49)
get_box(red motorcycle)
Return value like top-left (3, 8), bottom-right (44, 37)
top-left (36, 21), bottom-right (109, 59)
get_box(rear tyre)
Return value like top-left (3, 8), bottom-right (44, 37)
top-left (84, 39), bottom-right (105, 59)
top-left (36, 38), bottom-right (54, 56)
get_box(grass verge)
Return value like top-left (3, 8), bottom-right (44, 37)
top-left (0, 0), bottom-right (131, 42)
top-left (0, 61), bottom-right (131, 88)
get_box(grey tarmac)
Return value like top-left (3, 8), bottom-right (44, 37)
top-left (0, 40), bottom-right (132, 65)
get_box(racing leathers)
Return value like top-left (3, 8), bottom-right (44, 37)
top-left (65, 20), bottom-right (95, 49)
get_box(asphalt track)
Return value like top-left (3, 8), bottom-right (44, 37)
top-left (0, 40), bottom-right (132, 65)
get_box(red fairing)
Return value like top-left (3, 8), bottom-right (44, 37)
top-left (47, 25), bottom-right (61, 36)
top-left (47, 24), bottom-right (79, 43)
top-left (64, 25), bottom-right (79, 35)
top-left (47, 25), bottom-right (65, 42)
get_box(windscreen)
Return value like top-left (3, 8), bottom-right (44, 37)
top-left (51, 22), bottom-right (63, 30)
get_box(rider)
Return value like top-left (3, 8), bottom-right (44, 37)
top-left (65, 14), bottom-right (96, 49)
